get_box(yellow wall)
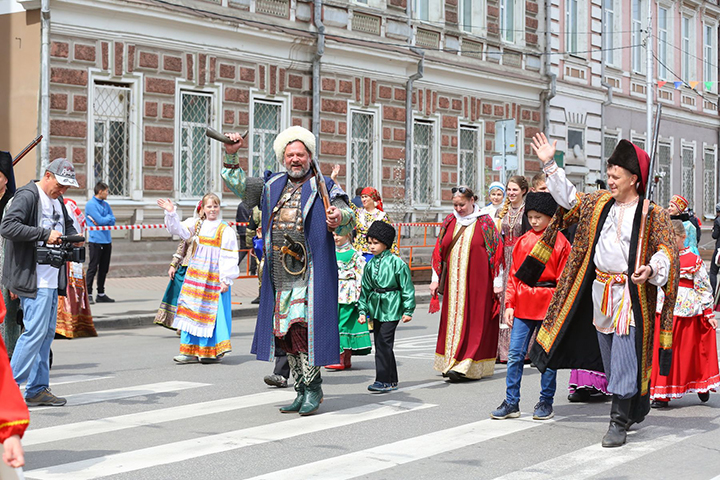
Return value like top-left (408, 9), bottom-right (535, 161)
top-left (0, 9), bottom-right (40, 186)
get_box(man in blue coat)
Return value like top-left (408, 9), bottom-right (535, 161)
top-left (85, 181), bottom-right (116, 303)
top-left (222, 126), bottom-right (354, 416)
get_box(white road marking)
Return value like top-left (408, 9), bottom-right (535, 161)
top-left (24, 400), bottom-right (435, 480)
top-left (244, 416), bottom-right (550, 480)
top-left (29, 381), bottom-right (208, 411)
top-left (23, 390), bottom-right (296, 446)
top-left (493, 425), bottom-right (705, 480)
top-left (21, 375), bottom-right (113, 391)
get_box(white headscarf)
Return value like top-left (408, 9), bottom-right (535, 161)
top-left (454, 203), bottom-right (484, 226)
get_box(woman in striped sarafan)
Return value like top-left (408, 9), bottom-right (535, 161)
top-left (158, 194), bottom-right (239, 364)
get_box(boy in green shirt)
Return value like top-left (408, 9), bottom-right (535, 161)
top-left (358, 221), bottom-right (415, 393)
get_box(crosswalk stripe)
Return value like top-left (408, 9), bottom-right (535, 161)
top-left (23, 390), bottom-right (296, 447)
top-left (492, 425), bottom-right (706, 480)
top-left (243, 416), bottom-right (549, 480)
top-left (29, 381), bottom-right (208, 411)
top-left (24, 400), bottom-right (435, 480)
top-left (21, 375), bottom-right (113, 390)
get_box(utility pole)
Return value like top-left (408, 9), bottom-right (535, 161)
top-left (646, 3), bottom-right (653, 152)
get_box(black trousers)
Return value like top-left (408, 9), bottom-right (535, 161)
top-left (87, 242), bottom-right (112, 295)
top-left (711, 247), bottom-right (719, 295)
top-left (273, 348), bottom-right (290, 378)
top-left (373, 320), bottom-right (399, 384)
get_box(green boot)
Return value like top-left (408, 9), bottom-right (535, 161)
top-left (279, 354), bottom-right (305, 413)
top-left (299, 376), bottom-right (323, 416)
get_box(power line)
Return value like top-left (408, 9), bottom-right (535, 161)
top-left (652, 51), bottom-right (717, 108)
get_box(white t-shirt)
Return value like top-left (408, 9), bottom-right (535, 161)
top-left (36, 188), bottom-right (64, 289)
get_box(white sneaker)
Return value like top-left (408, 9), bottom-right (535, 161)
top-left (173, 354), bottom-right (199, 364)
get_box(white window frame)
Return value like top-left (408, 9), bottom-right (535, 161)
top-left (703, 143), bottom-right (717, 220)
top-left (458, 0), bottom-right (485, 36)
top-left (603, 0), bottom-right (618, 66)
top-left (656, 137), bottom-right (673, 209)
top-left (704, 22), bottom-right (716, 91)
top-left (457, 122), bottom-right (484, 193)
top-left (413, 0), bottom-right (442, 23)
top-left (411, 116), bottom-right (440, 208)
top-left (500, 0), bottom-right (523, 45)
top-left (630, 131), bottom-right (646, 152)
top-left (631, 0), bottom-right (645, 74)
top-left (602, 128), bottom-right (620, 162)
top-left (681, 139), bottom-right (696, 210)
top-left (657, 6), bottom-right (671, 81)
top-left (566, 0), bottom-right (579, 54)
top-left (681, 14), bottom-right (695, 81)
top-left (248, 91), bottom-right (291, 178)
top-left (87, 69), bottom-right (143, 201)
top-left (346, 105), bottom-right (381, 198)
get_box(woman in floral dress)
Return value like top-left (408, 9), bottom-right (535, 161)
top-left (353, 187), bottom-right (399, 261)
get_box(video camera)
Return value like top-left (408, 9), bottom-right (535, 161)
top-left (37, 234), bottom-right (86, 268)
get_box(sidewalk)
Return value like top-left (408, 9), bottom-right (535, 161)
top-left (92, 276), bottom-right (431, 330)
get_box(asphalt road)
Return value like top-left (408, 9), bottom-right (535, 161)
top-left (17, 307), bottom-right (720, 480)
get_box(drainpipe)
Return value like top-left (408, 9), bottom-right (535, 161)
top-left (40, 0), bottom-right (50, 170)
top-left (404, 48), bottom-right (424, 222)
top-left (312, 0), bottom-right (325, 141)
top-left (541, 0), bottom-right (556, 135)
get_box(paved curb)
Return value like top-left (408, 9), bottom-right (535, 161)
top-left (93, 293), bottom-right (433, 330)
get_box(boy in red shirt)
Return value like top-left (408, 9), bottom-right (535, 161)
top-left (491, 191), bottom-right (571, 420)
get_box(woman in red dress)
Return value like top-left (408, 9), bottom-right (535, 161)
top-left (430, 186), bottom-right (503, 382)
top-left (651, 220), bottom-right (720, 407)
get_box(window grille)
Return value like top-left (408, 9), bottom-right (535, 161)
top-left (632, 137), bottom-right (645, 152)
top-left (256, 0), bottom-right (289, 18)
top-left (416, 29), bottom-right (440, 49)
top-left (459, 126), bottom-right (479, 190)
top-left (603, 132), bottom-right (618, 161)
top-left (657, 142), bottom-right (672, 209)
top-left (349, 111), bottom-right (374, 195)
top-left (93, 84), bottom-right (130, 197)
top-left (413, 121), bottom-right (435, 205)
top-left (179, 92), bottom-right (213, 197)
top-left (703, 147), bottom-right (716, 217)
top-left (252, 100), bottom-right (282, 177)
top-left (681, 145), bottom-right (695, 209)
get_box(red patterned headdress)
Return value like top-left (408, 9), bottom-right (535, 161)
top-left (361, 187), bottom-right (384, 211)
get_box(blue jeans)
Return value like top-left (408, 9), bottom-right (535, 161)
top-left (11, 288), bottom-right (59, 398)
top-left (505, 317), bottom-right (557, 406)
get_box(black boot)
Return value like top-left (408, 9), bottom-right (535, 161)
top-left (602, 395), bottom-right (632, 447)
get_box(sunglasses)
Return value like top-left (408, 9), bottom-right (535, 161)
top-left (451, 186), bottom-right (470, 194)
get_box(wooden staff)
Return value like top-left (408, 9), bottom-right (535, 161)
top-left (12, 135), bottom-right (42, 166)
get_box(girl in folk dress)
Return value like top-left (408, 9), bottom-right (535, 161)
top-left (353, 187), bottom-right (399, 261)
top-left (325, 232), bottom-right (371, 371)
top-left (479, 181), bottom-right (505, 220)
top-left (496, 175), bottom-right (530, 362)
top-left (650, 220), bottom-right (719, 407)
top-left (154, 201), bottom-right (203, 331)
top-left (158, 194), bottom-right (239, 364)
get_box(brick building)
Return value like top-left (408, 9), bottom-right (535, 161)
top-left (6, 0), bottom-right (548, 235)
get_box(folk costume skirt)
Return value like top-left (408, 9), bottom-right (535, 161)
top-left (179, 290), bottom-right (232, 359)
top-left (338, 303), bottom-right (371, 355)
top-left (651, 312), bottom-right (720, 399)
top-left (154, 266), bottom-right (187, 330)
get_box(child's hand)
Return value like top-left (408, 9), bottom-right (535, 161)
top-left (710, 317), bottom-right (718, 329)
top-left (157, 198), bottom-right (175, 212)
top-left (358, 314), bottom-right (366, 324)
top-left (401, 315), bottom-right (412, 323)
top-left (504, 308), bottom-right (514, 328)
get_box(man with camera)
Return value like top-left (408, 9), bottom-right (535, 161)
top-left (1, 157), bottom-right (81, 407)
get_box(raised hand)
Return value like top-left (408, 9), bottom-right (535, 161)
top-left (223, 132), bottom-right (244, 155)
top-left (157, 198), bottom-right (175, 212)
top-left (331, 164), bottom-right (340, 182)
top-left (531, 132), bottom-right (557, 165)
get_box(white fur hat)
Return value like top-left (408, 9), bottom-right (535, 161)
top-left (273, 126), bottom-right (316, 162)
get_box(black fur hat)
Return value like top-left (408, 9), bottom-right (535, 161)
top-left (525, 191), bottom-right (558, 218)
top-left (366, 221), bottom-right (396, 250)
